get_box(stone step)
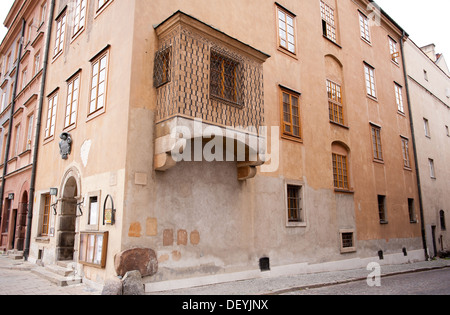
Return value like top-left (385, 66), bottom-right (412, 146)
top-left (45, 264), bottom-right (74, 277)
top-left (7, 250), bottom-right (24, 260)
top-left (31, 266), bottom-right (82, 287)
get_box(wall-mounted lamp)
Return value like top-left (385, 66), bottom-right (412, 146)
top-left (50, 188), bottom-right (58, 196)
top-left (8, 193), bottom-right (14, 200)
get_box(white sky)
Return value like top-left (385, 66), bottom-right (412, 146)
top-left (0, 0), bottom-right (449, 56)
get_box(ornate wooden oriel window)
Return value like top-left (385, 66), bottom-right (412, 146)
top-left (210, 50), bottom-right (241, 105)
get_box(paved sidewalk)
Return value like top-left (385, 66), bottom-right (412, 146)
top-left (0, 255), bottom-right (100, 295)
top-left (1, 254), bottom-right (449, 295)
top-left (147, 259), bottom-right (450, 295)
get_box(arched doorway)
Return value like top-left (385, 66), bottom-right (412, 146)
top-left (57, 177), bottom-right (78, 261)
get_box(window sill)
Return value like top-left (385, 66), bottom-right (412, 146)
top-left (397, 110), bottom-right (406, 117)
top-left (276, 47), bottom-right (298, 60)
top-left (403, 166), bottom-right (412, 172)
top-left (323, 35), bottom-right (342, 49)
top-left (281, 134), bottom-right (303, 144)
top-left (286, 221), bottom-right (307, 228)
top-left (334, 188), bottom-right (354, 194)
top-left (330, 120), bottom-right (349, 129)
top-left (379, 220), bottom-right (389, 225)
top-left (373, 159), bottom-right (384, 165)
top-left (361, 37), bottom-right (372, 46)
top-left (341, 247), bottom-right (357, 254)
top-left (367, 94), bottom-right (378, 102)
top-left (86, 107), bottom-right (106, 123)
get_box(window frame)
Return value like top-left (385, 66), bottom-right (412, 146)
top-left (389, 36), bottom-right (400, 64)
top-left (86, 191), bottom-right (101, 231)
top-left (359, 11), bottom-right (371, 43)
top-left (280, 87), bottom-right (302, 140)
top-left (79, 231), bottom-right (108, 268)
top-left (209, 49), bottom-right (242, 106)
top-left (378, 195), bottom-right (388, 224)
top-left (408, 199), bottom-right (417, 223)
top-left (395, 83), bottom-right (404, 113)
top-left (72, 0), bottom-right (87, 39)
top-left (340, 229), bottom-right (356, 253)
top-left (401, 136), bottom-right (411, 169)
top-left (429, 158), bottom-right (436, 179)
top-left (53, 11), bottom-right (66, 60)
top-left (364, 63), bottom-right (377, 98)
top-left (40, 194), bottom-right (51, 237)
top-left (327, 79), bottom-right (344, 125)
top-left (332, 152), bottom-right (350, 191)
top-left (371, 124), bottom-right (383, 162)
top-left (424, 118), bottom-right (431, 138)
top-left (44, 92), bottom-right (58, 140)
top-left (64, 72), bottom-right (81, 129)
top-left (284, 180), bottom-right (306, 228)
top-left (276, 5), bottom-right (297, 56)
top-left (320, 1), bottom-right (337, 43)
top-left (88, 49), bottom-right (109, 120)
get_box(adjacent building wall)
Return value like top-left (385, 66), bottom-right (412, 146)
top-left (404, 39), bottom-right (450, 257)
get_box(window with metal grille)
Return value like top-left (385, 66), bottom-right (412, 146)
top-left (378, 195), bottom-right (387, 224)
top-left (342, 232), bottom-right (354, 248)
top-left (287, 185), bottom-right (302, 223)
top-left (153, 46), bottom-right (172, 88)
top-left (210, 50), bottom-right (241, 105)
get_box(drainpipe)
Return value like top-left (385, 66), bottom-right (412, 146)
top-left (23, 0), bottom-right (56, 261)
top-left (0, 18), bottom-right (26, 243)
top-left (400, 31), bottom-right (429, 261)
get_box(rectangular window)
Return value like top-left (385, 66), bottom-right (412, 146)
top-left (13, 124), bottom-right (21, 156)
top-left (359, 12), bottom-right (371, 42)
top-left (26, 114), bottom-right (34, 150)
top-left (73, 0), bottom-right (87, 36)
top-left (446, 125), bottom-right (449, 137)
top-left (53, 13), bottom-right (66, 57)
top-left (21, 68), bottom-right (28, 90)
top-left (34, 51), bottom-right (41, 76)
top-left (395, 83), bottom-right (404, 113)
top-left (40, 2), bottom-right (47, 25)
top-left (281, 89), bottom-right (301, 138)
top-left (332, 153), bottom-right (349, 190)
top-left (79, 231), bottom-right (108, 268)
top-left (41, 194), bottom-right (51, 236)
top-left (378, 195), bottom-right (387, 223)
top-left (210, 50), bottom-right (241, 105)
top-left (153, 46), bottom-right (172, 88)
top-left (408, 199), bottom-right (417, 223)
top-left (321, 1), bottom-right (337, 43)
top-left (364, 64), bottom-right (376, 98)
top-left (1, 91), bottom-right (6, 112)
top-left (65, 74), bottom-right (80, 128)
top-left (389, 37), bottom-right (399, 64)
top-left (424, 118), bottom-right (430, 137)
top-left (371, 125), bottom-right (383, 161)
top-left (401, 137), bottom-right (411, 168)
top-left (340, 230), bottom-right (356, 253)
top-left (287, 185), bottom-right (303, 223)
top-left (89, 51), bottom-right (108, 115)
top-left (327, 80), bottom-right (344, 125)
top-left (27, 19), bottom-right (34, 44)
top-left (45, 93), bottom-right (58, 139)
top-left (277, 6), bottom-right (296, 54)
top-left (429, 159), bottom-right (435, 178)
top-left (88, 196), bottom-right (99, 227)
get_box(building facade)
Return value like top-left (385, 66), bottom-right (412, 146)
top-left (0, 0), bottom-right (49, 252)
top-left (403, 40), bottom-right (450, 258)
top-left (3, 0), bottom-right (427, 291)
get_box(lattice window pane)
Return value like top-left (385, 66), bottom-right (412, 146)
top-left (153, 46), bottom-right (172, 88)
top-left (210, 50), bottom-right (242, 105)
